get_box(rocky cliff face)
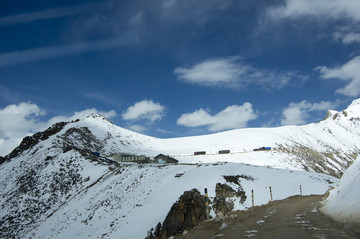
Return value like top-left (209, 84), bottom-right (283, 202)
top-left (3, 121), bottom-right (68, 162)
top-left (213, 183), bottom-right (243, 216)
top-left (212, 175), bottom-right (252, 216)
top-left (146, 189), bottom-right (207, 239)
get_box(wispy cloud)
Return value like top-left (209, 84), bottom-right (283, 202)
top-left (0, 84), bottom-right (23, 103)
top-left (0, 35), bottom-right (136, 67)
top-left (177, 103), bottom-right (257, 132)
top-left (268, 0), bottom-right (360, 22)
top-left (0, 3), bottom-right (107, 26)
top-left (162, 0), bottom-right (178, 8)
top-left (127, 124), bottom-right (147, 133)
top-left (82, 92), bottom-right (122, 107)
top-left (174, 56), bottom-right (306, 90)
top-left (333, 32), bottom-right (360, 44)
top-left (266, 0), bottom-right (360, 48)
top-left (315, 55), bottom-right (360, 97)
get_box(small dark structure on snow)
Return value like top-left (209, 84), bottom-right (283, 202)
top-left (253, 147), bottom-right (271, 151)
top-left (92, 152), bottom-right (100, 157)
top-left (218, 150), bottom-right (230, 154)
top-left (194, 151), bottom-right (206, 155)
top-left (154, 154), bottom-right (178, 164)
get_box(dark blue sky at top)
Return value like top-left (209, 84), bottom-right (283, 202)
top-left (1, 0), bottom-right (360, 139)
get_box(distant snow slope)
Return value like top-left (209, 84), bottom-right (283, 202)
top-left (48, 98), bottom-right (360, 176)
top-left (321, 156), bottom-right (360, 224)
top-left (1, 99), bottom-right (360, 238)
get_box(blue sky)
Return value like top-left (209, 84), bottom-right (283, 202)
top-left (1, 0), bottom-right (360, 155)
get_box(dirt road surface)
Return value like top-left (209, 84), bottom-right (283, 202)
top-left (173, 195), bottom-right (359, 239)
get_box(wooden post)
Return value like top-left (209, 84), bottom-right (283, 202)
top-left (269, 186), bottom-right (273, 202)
top-left (251, 190), bottom-right (254, 207)
top-left (205, 188), bottom-right (209, 220)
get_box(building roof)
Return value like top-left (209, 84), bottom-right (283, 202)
top-left (154, 154), bottom-right (178, 163)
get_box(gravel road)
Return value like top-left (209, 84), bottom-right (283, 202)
top-left (173, 195), bottom-right (359, 239)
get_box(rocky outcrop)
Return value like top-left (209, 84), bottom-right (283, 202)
top-left (60, 127), bottom-right (102, 152)
top-left (146, 189), bottom-right (207, 239)
top-left (212, 182), bottom-right (247, 216)
top-left (275, 143), bottom-right (355, 178)
top-left (4, 121), bottom-right (68, 161)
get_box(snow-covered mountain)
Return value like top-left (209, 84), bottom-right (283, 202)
top-left (1, 99), bottom-right (360, 238)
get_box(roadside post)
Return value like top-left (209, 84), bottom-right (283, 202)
top-left (269, 186), bottom-right (273, 202)
top-left (251, 190), bottom-right (254, 207)
top-left (300, 185), bottom-right (302, 196)
top-left (205, 188), bottom-right (209, 220)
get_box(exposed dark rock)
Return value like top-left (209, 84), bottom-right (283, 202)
top-left (216, 183), bottom-right (237, 198)
top-left (0, 156), bottom-right (5, 164)
top-left (5, 121), bottom-right (68, 161)
top-left (212, 183), bottom-right (247, 216)
top-left (223, 175), bottom-right (254, 185)
top-left (212, 197), bottom-right (234, 216)
top-left (146, 189), bottom-right (207, 239)
top-left (275, 143), bottom-right (353, 178)
top-left (60, 127), bottom-right (102, 154)
top-left (45, 156), bottom-right (53, 161)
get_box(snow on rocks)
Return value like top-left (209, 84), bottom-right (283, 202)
top-left (320, 156), bottom-right (360, 224)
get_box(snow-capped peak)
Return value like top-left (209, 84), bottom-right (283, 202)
top-left (324, 99), bottom-right (360, 121)
top-left (343, 98), bottom-right (360, 118)
top-left (84, 113), bottom-right (114, 124)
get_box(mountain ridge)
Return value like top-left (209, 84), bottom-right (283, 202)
top-left (1, 99), bottom-right (359, 238)
top-left (3, 100), bottom-right (360, 177)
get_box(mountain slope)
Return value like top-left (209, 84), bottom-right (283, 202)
top-left (1, 99), bottom-right (360, 238)
top-left (1, 156), bottom-right (335, 239)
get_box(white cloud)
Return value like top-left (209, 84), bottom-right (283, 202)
top-left (268, 0), bottom-right (360, 22)
top-left (281, 100), bottom-right (336, 126)
top-left (333, 32), bottom-right (360, 44)
top-left (0, 102), bottom-right (116, 156)
top-left (175, 56), bottom-right (245, 87)
top-left (0, 102), bottom-right (46, 139)
top-left (177, 103), bottom-right (257, 132)
top-left (315, 55), bottom-right (360, 97)
top-left (174, 56), bottom-right (306, 90)
top-left (122, 100), bottom-right (166, 122)
top-left (341, 33), bottom-right (360, 44)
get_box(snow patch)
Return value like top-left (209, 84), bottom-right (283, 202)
top-left (320, 156), bottom-right (360, 223)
